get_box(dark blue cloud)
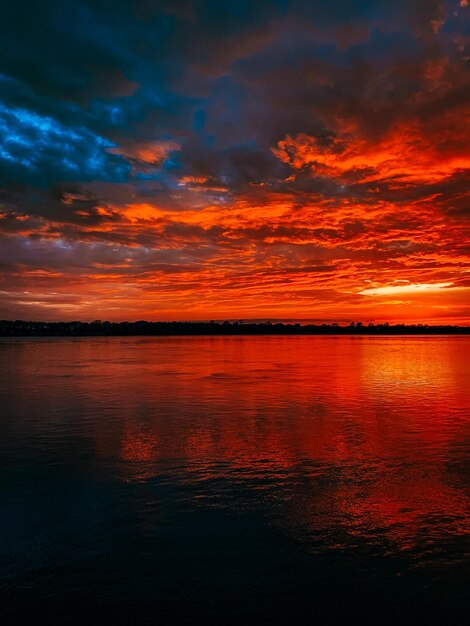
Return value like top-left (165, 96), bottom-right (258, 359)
top-left (0, 0), bottom-right (468, 203)
top-left (0, 102), bottom-right (131, 185)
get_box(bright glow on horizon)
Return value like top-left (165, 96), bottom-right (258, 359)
top-left (359, 283), bottom-right (454, 297)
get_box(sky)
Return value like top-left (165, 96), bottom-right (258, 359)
top-left (0, 0), bottom-right (469, 323)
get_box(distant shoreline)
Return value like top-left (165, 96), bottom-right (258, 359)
top-left (1, 320), bottom-right (469, 337)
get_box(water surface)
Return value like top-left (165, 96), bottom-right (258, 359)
top-left (1, 336), bottom-right (469, 624)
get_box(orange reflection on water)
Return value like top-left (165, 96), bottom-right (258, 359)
top-left (80, 336), bottom-right (468, 551)
top-left (15, 336), bottom-right (468, 554)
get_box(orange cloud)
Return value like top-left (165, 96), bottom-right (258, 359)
top-left (109, 140), bottom-right (180, 165)
top-left (273, 119), bottom-right (470, 186)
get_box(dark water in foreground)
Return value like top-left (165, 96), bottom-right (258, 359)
top-left (0, 336), bottom-right (469, 625)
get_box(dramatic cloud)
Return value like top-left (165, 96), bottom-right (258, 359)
top-left (0, 0), bottom-right (469, 322)
top-left (0, 102), bottom-right (130, 185)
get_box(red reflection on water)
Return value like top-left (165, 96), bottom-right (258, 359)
top-left (121, 427), bottom-right (159, 463)
top-left (83, 337), bottom-right (468, 551)
top-left (17, 336), bottom-right (467, 551)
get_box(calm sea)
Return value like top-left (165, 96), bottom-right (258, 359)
top-left (0, 336), bottom-right (469, 624)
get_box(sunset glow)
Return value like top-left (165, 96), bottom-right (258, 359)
top-left (359, 282), bottom-right (455, 296)
top-left (0, 1), bottom-right (469, 323)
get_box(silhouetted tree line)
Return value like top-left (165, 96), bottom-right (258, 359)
top-left (1, 320), bottom-right (469, 336)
